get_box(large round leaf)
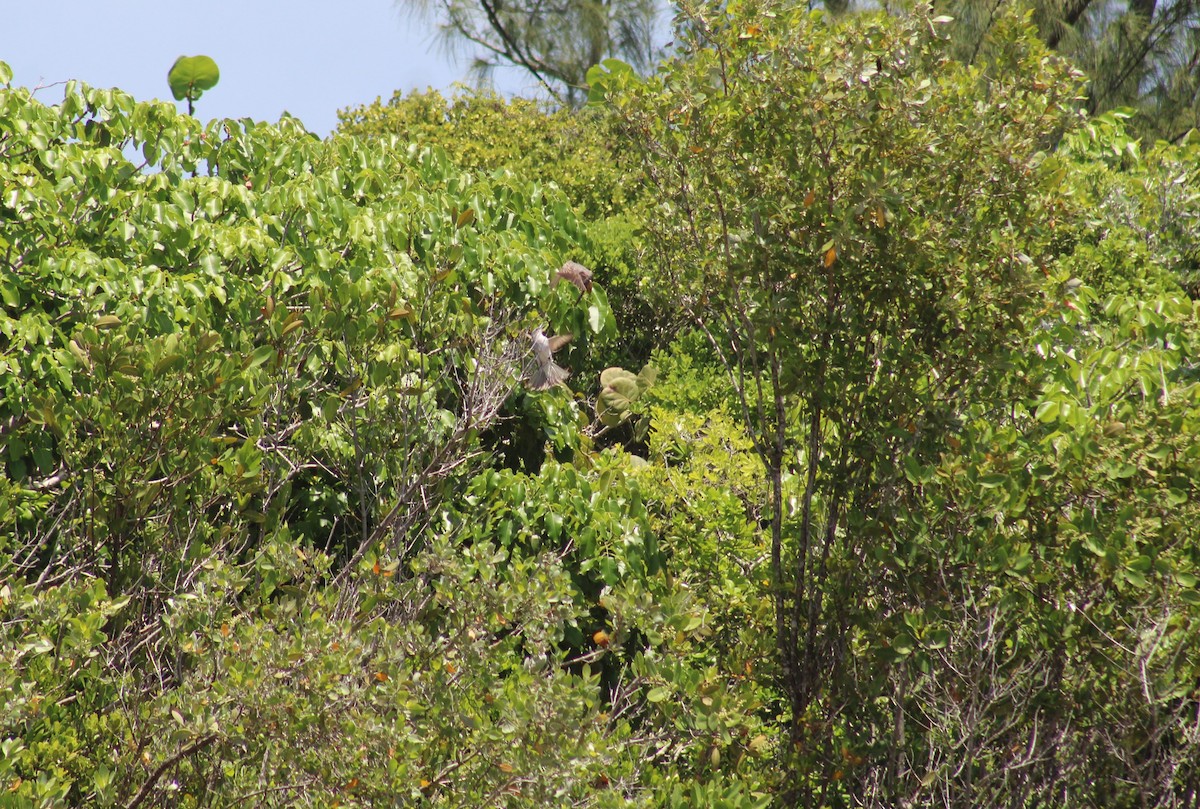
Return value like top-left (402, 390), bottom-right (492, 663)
top-left (168, 55), bottom-right (220, 101)
top-left (596, 368), bottom-right (640, 427)
top-left (599, 367), bottom-right (638, 390)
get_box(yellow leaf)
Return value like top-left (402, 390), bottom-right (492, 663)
top-left (824, 246), bottom-right (837, 267)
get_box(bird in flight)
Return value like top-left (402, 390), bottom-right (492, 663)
top-left (552, 261), bottom-right (593, 296)
top-left (527, 328), bottom-right (572, 390)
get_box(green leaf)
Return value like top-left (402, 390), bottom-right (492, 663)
top-left (903, 455), bottom-right (933, 485)
top-left (1034, 399), bottom-right (1060, 422)
top-left (600, 367), bottom-right (639, 389)
top-left (247, 344), bottom-right (276, 369)
top-left (1122, 567), bottom-right (1148, 589)
top-left (636, 364), bottom-right (658, 390)
top-left (153, 353), bottom-right (184, 377)
top-left (646, 686), bottom-right (670, 703)
top-left (168, 55), bottom-right (220, 102)
top-left (924, 629), bottom-right (950, 649)
top-left (599, 377), bottom-right (639, 411)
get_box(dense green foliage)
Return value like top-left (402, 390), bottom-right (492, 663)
top-left (0, 67), bottom-right (750, 806)
top-left (926, 0), bottom-right (1200, 141)
top-left (338, 89), bottom-right (677, 369)
top-left (596, 1), bottom-right (1200, 803)
top-left (4, 2), bottom-right (1200, 806)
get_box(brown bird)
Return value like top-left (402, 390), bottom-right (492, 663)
top-left (552, 261), bottom-right (593, 296)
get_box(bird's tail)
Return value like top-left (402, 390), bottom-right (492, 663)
top-left (528, 361), bottom-right (570, 391)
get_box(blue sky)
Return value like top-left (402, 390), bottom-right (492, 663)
top-left (2, 0), bottom-right (535, 137)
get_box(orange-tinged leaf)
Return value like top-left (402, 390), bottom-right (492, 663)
top-left (803, 190), bottom-right (816, 207)
top-left (497, 762), bottom-right (514, 773)
top-left (593, 630), bottom-right (611, 647)
top-left (220, 623), bottom-right (230, 638)
top-left (372, 560), bottom-right (381, 575)
top-left (374, 671), bottom-right (389, 682)
top-left (444, 662), bottom-right (458, 674)
top-left (824, 246), bottom-right (837, 267)
top-left (344, 778), bottom-right (359, 790)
